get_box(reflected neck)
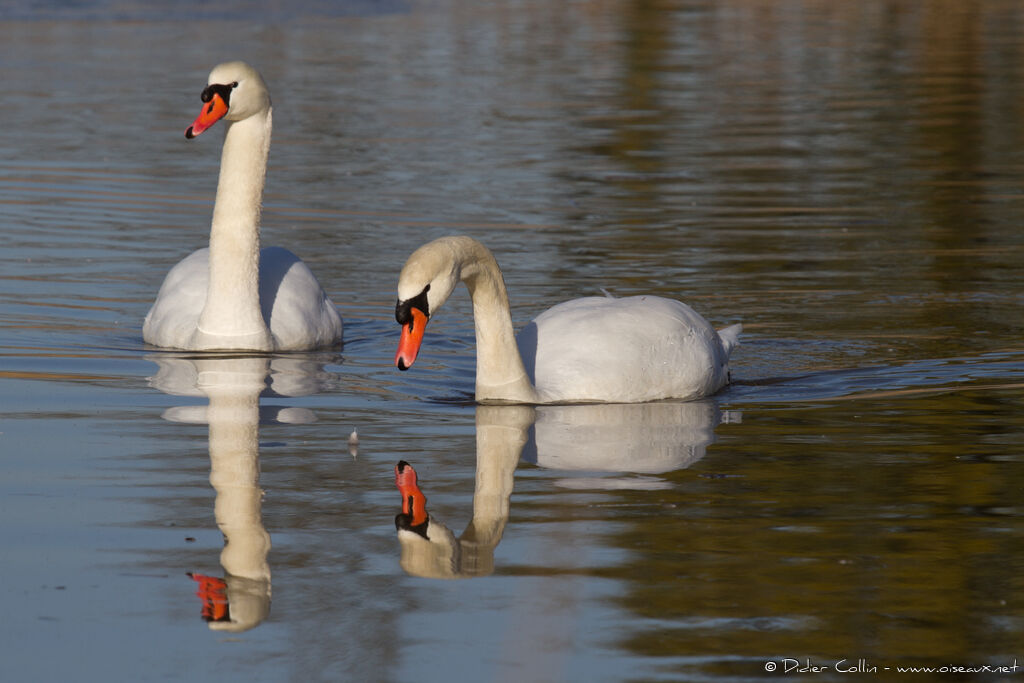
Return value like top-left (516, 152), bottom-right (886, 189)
top-left (203, 360), bottom-right (271, 583)
top-left (463, 405), bottom-right (531, 545)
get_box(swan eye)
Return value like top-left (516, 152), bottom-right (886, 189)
top-left (231, 82), bottom-right (238, 88)
top-left (200, 82), bottom-right (235, 106)
top-left (395, 284), bottom-right (431, 325)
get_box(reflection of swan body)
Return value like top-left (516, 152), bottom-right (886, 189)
top-left (143, 61), bottom-right (343, 352)
top-left (200, 358), bottom-right (271, 631)
top-left (149, 352), bottom-right (334, 426)
top-left (394, 406), bottom-right (530, 579)
top-left (149, 355), bottom-right (318, 632)
top-left (524, 401), bottom-right (722, 474)
top-left (393, 402), bottom-right (729, 577)
top-left (393, 236), bottom-right (740, 404)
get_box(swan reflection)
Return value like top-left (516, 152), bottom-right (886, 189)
top-left (395, 401), bottom-right (732, 578)
top-left (148, 352), bottom-right (334, 631)
top-left (524, 400), bottom-right (735, 490)
top-left (395, 405), bottom-right (529, 579)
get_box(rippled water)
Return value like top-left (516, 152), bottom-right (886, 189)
top-left (2, 1), bottom-right (1024, 681)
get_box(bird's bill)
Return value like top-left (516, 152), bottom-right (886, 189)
top-left (185, 92), bottom-right (229, 139)
top-left (395, 460), bottom-right (428, 527)
top-left (395, 307), bottom-right (428, 370)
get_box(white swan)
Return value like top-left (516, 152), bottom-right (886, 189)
top-left (393, 236), bottom-right (741, 404)
top-left (143, 61), bottom-right (343, 351)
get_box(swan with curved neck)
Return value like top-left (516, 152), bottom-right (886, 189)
top-left (393, 236), bottom-right (741, 404)
top-left (394, 412), bottom-right (526, 578)
top-left (143, 61), bottom-right (343, 351)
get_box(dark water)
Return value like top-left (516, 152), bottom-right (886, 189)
top-left (2, 1), bottom-right (1023, 681)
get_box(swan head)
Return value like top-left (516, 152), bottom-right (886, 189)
top-left (187, 572), bottom-right (270, 633)
top-left (394, 461), bottom-right (463, 578)
top-left (393, 237), bottom-right (464, 370)
top-left (185, 61), bottom-right (271, 139)
top-left (394, 460), bottom-right (431, 538)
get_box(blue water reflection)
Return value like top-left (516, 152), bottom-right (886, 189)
top-left (395, 401), bottom-right (732, 578)
top-left (148, 353), bottom-right (336, 631)
top-left (2, 0), bottom-right (1024, 680)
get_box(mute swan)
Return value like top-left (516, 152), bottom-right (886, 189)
top-left (143, 61), bottom-right (343, 351)
top-left (393, 236), bottom-right (741, 404)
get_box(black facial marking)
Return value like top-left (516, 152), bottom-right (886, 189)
top-left (200, 82), bottom-right (235, 107)
top-left (203, 604), bottom-right (232, 623)
top-left (395, 284), bottom-right (430, 325)
top-left (394, 511), bottom-right (430, 539)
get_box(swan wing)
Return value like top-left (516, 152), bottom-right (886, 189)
top-left (144, 247), bottom-right (342, 351)
top-left (143, 248), bottom-right (209, 349)
top-left (519, 295), bottom-right (736, 403)
top-left (259, 246), bottom-right (343, 350)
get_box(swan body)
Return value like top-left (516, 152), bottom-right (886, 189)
top-left (394, 236), bottom-right (741, 404)
top-left (143, 61), bottom-right (342, 351)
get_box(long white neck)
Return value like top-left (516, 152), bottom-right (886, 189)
top-left (195, 108), bottom-right (273, 350)
top-left (456, 240), bottom-right (539, 403)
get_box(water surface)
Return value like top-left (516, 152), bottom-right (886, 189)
top-left (2, 1), bottom-right (1023, 681)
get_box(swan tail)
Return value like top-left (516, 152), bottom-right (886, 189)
top-left (717, 323), bottom-right (743, 357)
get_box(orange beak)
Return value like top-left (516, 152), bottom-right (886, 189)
top-left (395, 461), bottom-right (428, 527)
top-left (188, 572), bottom-right (229, 622)
top-left (395, 307), bottom-right (428, 371)
top-left (185, 92), bottom-right (229, 139)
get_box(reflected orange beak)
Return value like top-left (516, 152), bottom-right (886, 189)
top-left (395, 460), bottom-right (428, 527)
top-left (185, 92), bottom-right (229, 139)
top-left (188, 572), bottom-right (229, 622)
top-left (395, 307), bottom-right (428, 371)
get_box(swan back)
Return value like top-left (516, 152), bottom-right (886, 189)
top-left (143, 249), bottom-right (209, 349)
top-left (517, 295), bottom-right (736, 403)
top-left (258, 247), bottom-right (343, 350)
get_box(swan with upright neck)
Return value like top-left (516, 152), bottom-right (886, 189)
top-left (143, 61), bottom-right (343, 351)
top-left (393, 236), bottom-right (741, 404)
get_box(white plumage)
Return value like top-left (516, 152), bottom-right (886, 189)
top-left (143, 61), bottom-right (342, 352)
top-left (520, 295), bottom-right (741, 403)
top-left (394, 236), bottom-right (740, 404)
